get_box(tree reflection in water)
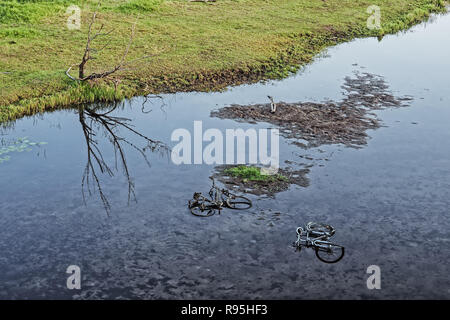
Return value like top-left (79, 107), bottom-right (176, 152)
top-left (78, 101), bottom-right (168, 213)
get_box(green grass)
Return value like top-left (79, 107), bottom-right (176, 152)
top-left (115, 0), bottom-right (164, 13)
top-left (0, 0), bottom-right (447, 123)
top-left (224, 165), bottom-right (288, 183)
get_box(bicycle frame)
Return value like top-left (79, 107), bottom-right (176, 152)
top-left (188, 177), bottom-right (252, 217)
top-left (294, 222), bottom-right (345, 263)
top-left (208, 177), bottom-right (224, 207)
top-left (295, 226), bottom-right (334, 250)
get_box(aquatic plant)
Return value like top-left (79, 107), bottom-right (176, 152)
top-left (0, 137), bottom-right (47, 163)
top-left (224, 165), bottom-right (288, 183)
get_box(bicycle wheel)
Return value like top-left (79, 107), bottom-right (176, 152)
top-left (189, 197), bottom-right (218, 217)
top-left (190, 203), bottom-right (218, 217)
top-left (315, 244), bottom-right (345, 264)
top-left (224, 194), bottom-right (252, 210)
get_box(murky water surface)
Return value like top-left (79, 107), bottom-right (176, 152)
top-left (1, 13), bottom-right (450, 299)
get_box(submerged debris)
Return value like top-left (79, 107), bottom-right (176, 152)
top-left (211, 72), bottom-right (412, 148)
top-left (188, 176), bottom-right (252, 217)
top-left (294, 222), bottom-right (345, 264)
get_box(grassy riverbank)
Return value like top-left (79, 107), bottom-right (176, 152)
top-left (0, 0), bottom-right (447, 123)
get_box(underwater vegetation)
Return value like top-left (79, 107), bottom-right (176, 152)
top-left (0, 137), bottom-right (47, 163)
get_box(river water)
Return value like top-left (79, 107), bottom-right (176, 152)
top-left (0, 12), bottom-right (449, 299)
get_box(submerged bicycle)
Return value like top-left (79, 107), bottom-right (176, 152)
top-left (188, 177), bottom-right (252, 217)
top-left (293, 222), bottom-right (345, 264)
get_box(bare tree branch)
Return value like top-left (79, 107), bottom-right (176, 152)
top-left (66, 5), bottom-right (153, 84)
top-left (78, 103), bottom-right (169, 214)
